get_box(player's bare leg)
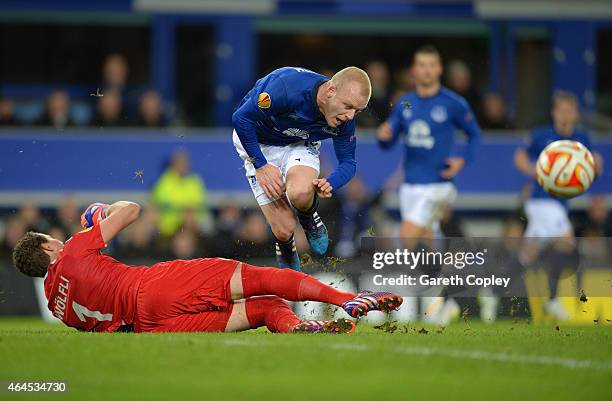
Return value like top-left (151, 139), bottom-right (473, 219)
top-left (400, 220), bottom-right (453, 323)
top-left (286, 165), bottom-right (329, 255)
top-left (229, 262), bottom-right (245, 300)
top-left (522, 231), bottom-right (577, 320)
top-left (224, 300), bottom-right (250, 332)
top-left (400, 220), bottom-right (433, 249)
top-left (286, 166), bottom-right (318, 210)
top-left (260, 197), bottom-right (300, 270)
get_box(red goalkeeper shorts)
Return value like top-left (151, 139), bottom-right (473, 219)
top-left (134, 258), bottom-right (239, 333)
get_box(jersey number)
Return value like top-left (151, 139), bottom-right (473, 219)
top-left (72, 301), bottom-right (113, 322)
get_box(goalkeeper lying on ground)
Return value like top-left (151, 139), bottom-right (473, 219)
top-left (12, 201), bottom-right (402, 334)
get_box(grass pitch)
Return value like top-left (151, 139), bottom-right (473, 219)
top-left (1, 318), bottom-right (611, 401)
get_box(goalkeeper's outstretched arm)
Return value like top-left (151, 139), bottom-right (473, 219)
top-left (99, 201), bottom-right (141, 243)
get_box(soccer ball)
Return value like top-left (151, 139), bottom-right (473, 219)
top-left (536, 140), bottom-right (595, 198)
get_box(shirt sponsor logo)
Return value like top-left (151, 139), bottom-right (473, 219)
top-left (283, 128), bottom-right (309, 139)
top-left (257, 92), bottom-right (271, 109)
top-left (431, 105), bottom-right (447, 123)
top-left (407, 120), bottom-right (434, 149)
top-left (402, 108), bottom-right (413, 120)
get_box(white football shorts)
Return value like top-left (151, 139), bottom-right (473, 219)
top-left (232, 130), bottom-right (320, 206)
top-left (524, 198), bottom-right (572, 238)
top-left (399, 182), bottom-right (458, 230)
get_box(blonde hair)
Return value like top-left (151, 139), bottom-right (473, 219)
top-left (330, 66), bottom-right (372, 100)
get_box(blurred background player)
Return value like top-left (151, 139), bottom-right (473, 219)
top-left (378, 46), bottom-right (482, 245)
top-left (376, 45), bottom-right (482, 324)
top-left (514, 90), bottom-right (603, 320)
top-left (11, 201), bottom-right (402, 334)
top-left (232, 66), bottom-right (371, 270)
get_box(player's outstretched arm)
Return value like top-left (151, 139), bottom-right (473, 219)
top-left (99, 201), bottom-right (141, 243)
top-left (377, 122), bottom-right (393, 142)
top-left (514, 148), bottom-right (537, 179)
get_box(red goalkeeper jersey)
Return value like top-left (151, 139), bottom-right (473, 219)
top-left (44, 225), bottom-right (147, 332)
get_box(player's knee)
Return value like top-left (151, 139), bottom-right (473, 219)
top-left (264, 295), bottom-right (291, 311)
top-left (270, 220), bottom-right (296, 242)
top-left (287, 186), bottom-right (314, 210)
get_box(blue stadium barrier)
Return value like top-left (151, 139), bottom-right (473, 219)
top-left (0, 129), bottom-right (610, 210)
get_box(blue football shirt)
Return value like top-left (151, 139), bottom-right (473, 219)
top-left (232, 67), bottom-right (357, 190)
top-left (379, 87), bottom-right (482, 184)
top-left (523, 125), bottom-right (593, 204)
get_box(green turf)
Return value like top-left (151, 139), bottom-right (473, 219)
top-left (0, 318), bottom-right (611, 401)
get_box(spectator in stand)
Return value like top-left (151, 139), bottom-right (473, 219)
top-left (575, 195), bottom-right (612, 237)
top-left (18, 202), bottom-right (49, 233)
top-left (0, 217), bottom-right (27, 257)
top-left (480, 92), bottom-right (515, 130)
top-left (102, 53), bottom-right (129, 95)
top-left (152, 149), bottom-right (212, 238)
top-left (0, 97), bottom-right (17, 126)
top-left (170, 230), bottom-right (200, 259)
top-left (36, 90), bottom-right (73, 129)
top-left (445, 60), bottom-right (481, 117)
top-left (391, 66), bottom-right (415, 103)
top-left (100, 53), bottom-right (140, 117)
top-left (213, 204), bottom-right (243, 257)
top-left (90, 89), bottom-right (125, 127)
top-left (359, 60), bottom-right (391, 127)
top-left (117, 204), bottom-right (160, 259)
top-left (335, 176), bottom-right (373, 258)
top-left (134, 90), bottom-right (168, 127)
top-left (47, 226), bottom-right (67, 243)
top-left (217, 204), bottom-right (242, 237)
top-left (233, 212), bottom-right (272, 258)
top-left (50, 196), bottom-right (81, 237)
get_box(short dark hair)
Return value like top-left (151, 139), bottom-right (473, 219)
top-left (12, 232), bottom-right (50, 277)
top-left (413, 45), bottom-right (442, 63)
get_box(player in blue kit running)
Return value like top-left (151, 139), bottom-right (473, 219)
top-left (377, 46), bottom-right (481, 244)
top-left (376, 46), bottom-right (482, 325)
top-left (514, 91), bottom-right (603, 240)
top-left (514, 91), bottom-right (603, 320)
top-left (232, 67), bottom-right (371, 270)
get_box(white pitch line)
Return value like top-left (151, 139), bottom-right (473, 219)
top-left (329, 343), bottom-right (369, 351)
top-left (396, 346), bottom-right (612, 370)
top-left (218, 338), bottom-right (612, 370)
top-left (222, 338), bottom-right (272, 347)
